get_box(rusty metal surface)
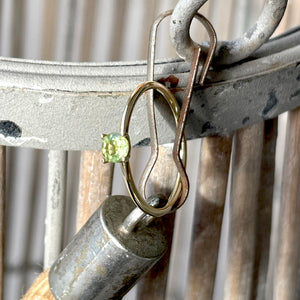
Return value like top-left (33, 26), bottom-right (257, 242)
top-left (0, 29), bottom-right (299, 149)
top-left (170, 0), bottom-right (287, 64)
top-left (186, 135), bottom-right (232, 300)
top-left (272, 108), bottom-right (300, 300)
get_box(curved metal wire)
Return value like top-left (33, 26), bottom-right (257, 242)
top-left (139, 10), bottom-right (173, 199)
top-left (169, 0), bottom-right (288, 65)
top-left (172, 14), bottom-right (217, 209)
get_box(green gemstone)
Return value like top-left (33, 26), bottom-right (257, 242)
top-left (102, 133), bottom-right (130, 163)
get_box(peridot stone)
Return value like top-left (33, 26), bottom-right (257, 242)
top-left (102, 133), bottom-right (130, 163)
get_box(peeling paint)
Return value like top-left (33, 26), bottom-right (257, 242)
top-left (39, 94), bottom-right (54, 104)
top-left (262, 91), bottom-right (278, 118)
top-left (0, 134), bottom-right (47, 146)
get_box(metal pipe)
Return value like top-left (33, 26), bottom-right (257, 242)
top-left (44, 150), bottom-right (67, 269)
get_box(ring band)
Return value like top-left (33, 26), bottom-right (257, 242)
top-left (120, 81), bottom-right (186, 217)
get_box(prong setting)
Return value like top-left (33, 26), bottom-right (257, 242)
top-left (101, 132), bottom-right (130, 163)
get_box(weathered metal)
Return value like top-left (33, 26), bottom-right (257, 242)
top-left (49, 195), bottom-right (167, 300)
top-left (170, 0), bottom-right (287, 64)
top-left (0, 29), bottom-right (299, 150)
top-left (44, 150), bottom-right (67, 269)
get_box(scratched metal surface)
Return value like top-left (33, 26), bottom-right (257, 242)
top-left (0, 30), bottom-right (299, 150)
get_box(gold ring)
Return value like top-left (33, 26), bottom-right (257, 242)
top-left (120, 81), bottom-right (186, 217)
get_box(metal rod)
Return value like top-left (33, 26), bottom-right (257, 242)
top-left (185, 135), bottom-right (232, 300)
top-left (252, 118), bottom-right (277, 300)
top-left (11, 0), bottom-right (25, 58)
top-left (0, 146), bottom-right (5, 300)
top-left (272, 107), bottom-right (300, 300)
top-left (139, 9), bottom-right (172, 199)
top-left (76, 151), bottom-right (114, 231)
top-left (80, 0), bottom-right (97, 62)
top-left (223, 123), bottom-right (264, 299)
top-left (42, 0), bottom-right (58, 61)
top-left (44, 150), bottom-right (67, 269)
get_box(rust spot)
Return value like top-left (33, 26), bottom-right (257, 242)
top-left (158, 75), bottom-right (179, 89)
top-left (96, 265), bottom-right (107, 276)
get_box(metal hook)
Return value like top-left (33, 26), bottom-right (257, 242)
top-left (139, 10), bottom-right (173, 199)
top-left (140, 11), bottom-right (216, 208)
top-left (172, 14), bottom-right (217, 209)
top-left (170, 0), bottom-right (287, 65)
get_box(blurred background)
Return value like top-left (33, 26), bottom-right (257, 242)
top-left (0, 0), bottom-right (299, 299)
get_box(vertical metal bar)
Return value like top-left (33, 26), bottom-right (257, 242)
top-left (185, 136), bottom-right (232, 300)
top-left (223, 123), bottom-right (264, 299)
top-left (11, 0), bottom-right (25, 58)
top-left (136, 146), bottom-right (177, 300)
top-left (0, 146), bottom-right (5, 300)
top-left (221, 1), bottom-right (275, 299)
top-left (266, 3), bottom-right (298, 299)
top-left (44, 0), bottom-right (81, 267)
top-left (185, 1), bottom-right (233, 299)
top-left (41, 0), bottom-right (59, 269)
top-left (272, 107), bottom-right (300, 300)
top-left (23, 150), bottom-right (44, 289)
top-left (75, 1), bottom-right (115, 232)
top-left (44, 150), bottom-right (67, 269)
top-left (42, 0), bottom-right (67, 271)
top-left (54, 0), bottom-right (78, 61)
top-left (252, 118), bottom-right (277, 300)
top-left (42, 0), bottom-right (58, 61)
top-left (76, 151), bottom-right (114, 231)
top-left (107, 0), bottom-right (127, 61)
top-left (80, 0), bottom-right (97, 62)
top-left (3, 2), bottom-right (27, 298)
